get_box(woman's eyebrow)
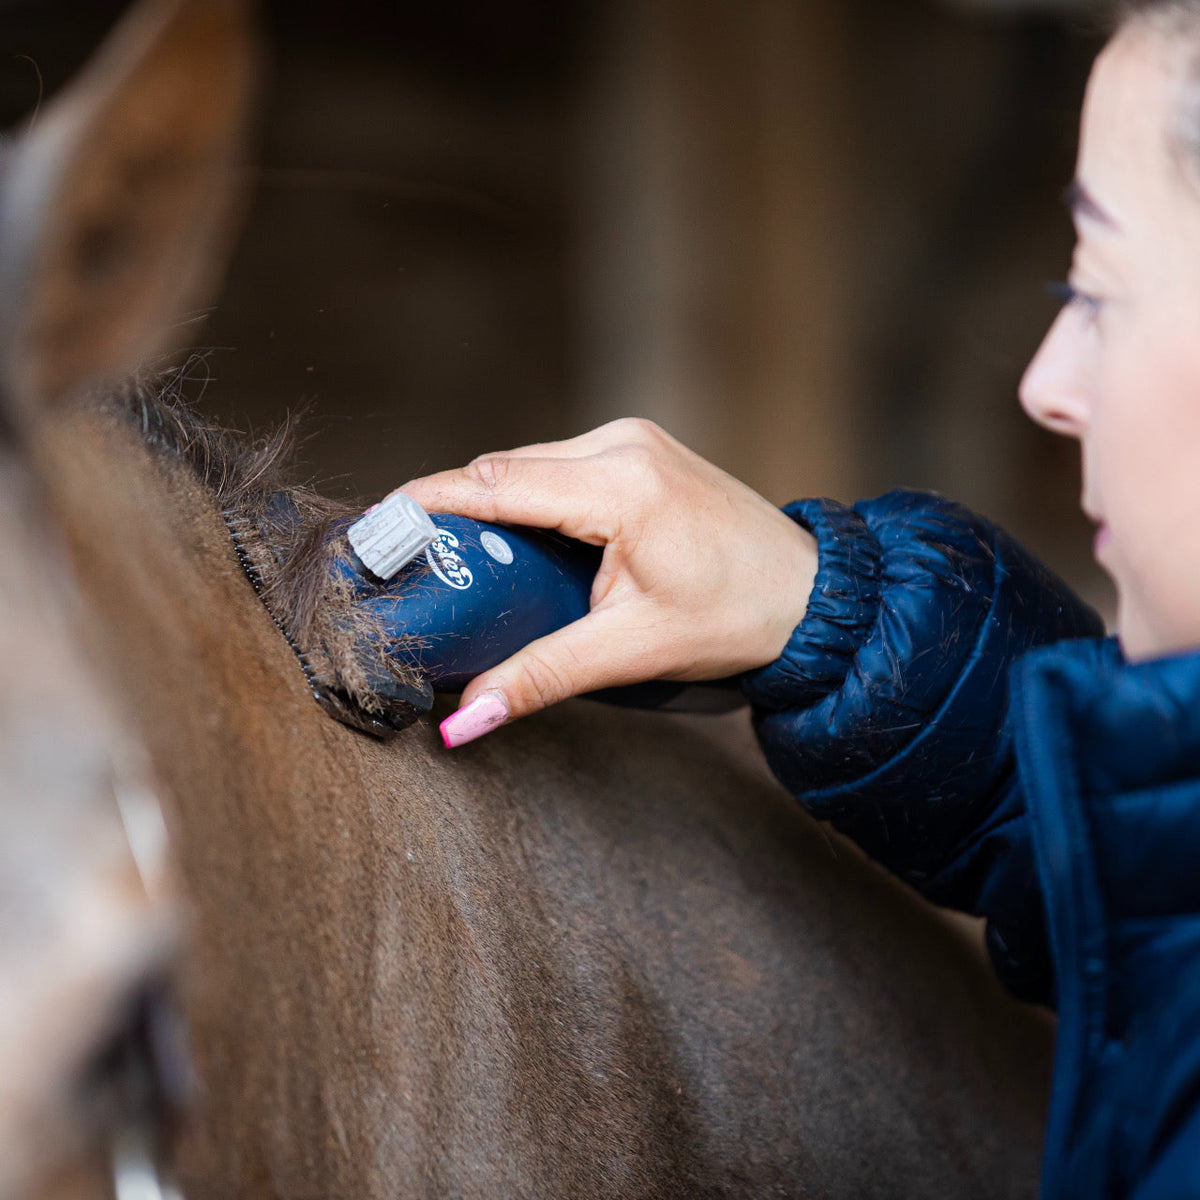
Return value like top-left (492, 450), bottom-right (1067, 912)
top-left (1065, 179), bottom-right (1119, 229)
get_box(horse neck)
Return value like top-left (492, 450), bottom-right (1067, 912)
top-left (26, 395), bottom-right (1056, 1200)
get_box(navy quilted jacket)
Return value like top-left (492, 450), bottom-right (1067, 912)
top-left (744, 490), bottom-right (1200, 1199)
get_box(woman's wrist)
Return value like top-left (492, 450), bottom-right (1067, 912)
top-left (741, 499), bottom-right (883, 711)
top-left (761, 513), bottom-right (819, 659)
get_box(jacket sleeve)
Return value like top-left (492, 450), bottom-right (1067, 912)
top-left (741, 490), bottom-right (1106, 1005)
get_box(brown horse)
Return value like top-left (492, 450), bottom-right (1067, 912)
top-left (2, 1), bottom-right (1054, 1196)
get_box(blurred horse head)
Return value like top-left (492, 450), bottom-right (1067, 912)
top-left (0, 1), bottom-right (250, 1195)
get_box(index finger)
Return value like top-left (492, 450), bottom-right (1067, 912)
top-left (397, 453), bottom-right (617, 544)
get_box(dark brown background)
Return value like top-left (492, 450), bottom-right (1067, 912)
top-left (0, 0), bottom-right (1111, 614)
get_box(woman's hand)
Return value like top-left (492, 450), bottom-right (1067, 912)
top-left (398, 418), bottom-right (818, 746)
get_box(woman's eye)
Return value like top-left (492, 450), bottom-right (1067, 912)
top-left (1045, 280), bottom-right (1102, 323)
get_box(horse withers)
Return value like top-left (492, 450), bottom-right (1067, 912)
top-left (0, 1), bottom-right (1055, 1196)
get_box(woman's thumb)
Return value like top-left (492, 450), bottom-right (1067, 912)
top-left (437, 610), bottom-right (654, 748)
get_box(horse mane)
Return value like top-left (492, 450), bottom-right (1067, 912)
top-left (106, 357), bottom-right (423, 714)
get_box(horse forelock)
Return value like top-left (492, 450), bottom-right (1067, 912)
top-left (109, 361), bottom-right (425, 716)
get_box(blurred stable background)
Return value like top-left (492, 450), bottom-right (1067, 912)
top-left (1, 0), bottom-right (1111, 614)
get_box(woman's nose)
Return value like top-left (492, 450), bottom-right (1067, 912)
top-left (1019, 308), bottom-right (1091, 437)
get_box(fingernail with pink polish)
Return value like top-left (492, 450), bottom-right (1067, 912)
top-left (440, 692), bottom-right (509, 749)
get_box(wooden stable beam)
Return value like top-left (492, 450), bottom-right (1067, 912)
top-left (574, 0), bottom-right (861, 505)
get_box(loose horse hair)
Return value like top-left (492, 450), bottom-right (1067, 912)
top-left (107, 357), bottom-right (425, 714)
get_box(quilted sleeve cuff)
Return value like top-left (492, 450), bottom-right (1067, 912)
top-left (740, 498), bottom-right (882, 711)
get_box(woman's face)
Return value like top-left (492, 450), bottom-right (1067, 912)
top-left (1020, 21), bottom-right (1200, 661)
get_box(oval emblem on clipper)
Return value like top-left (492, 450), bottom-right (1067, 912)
top-left (426, 530), bottom-right (474, 591)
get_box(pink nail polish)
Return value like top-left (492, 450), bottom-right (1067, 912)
top-left (440, 692), bottom-right (509, 749)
